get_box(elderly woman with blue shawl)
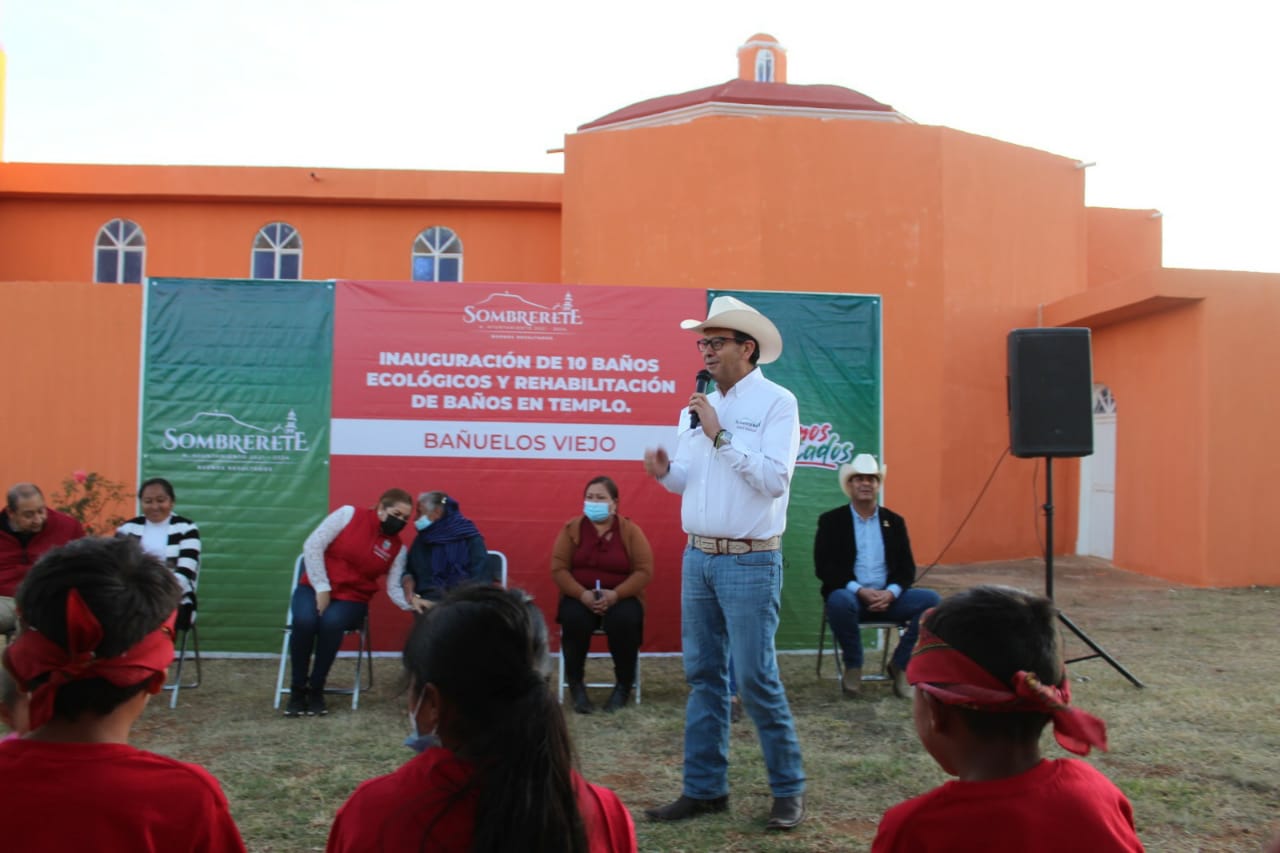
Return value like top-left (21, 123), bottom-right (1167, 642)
top-left (395, 492), bottom-right (489, 614)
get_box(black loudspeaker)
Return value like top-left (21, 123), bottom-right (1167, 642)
top-left (1007, 328), bottom-right (1093, 458)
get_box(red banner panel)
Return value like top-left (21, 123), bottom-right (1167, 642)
top-left (331, 281), bottom-right (707, 652)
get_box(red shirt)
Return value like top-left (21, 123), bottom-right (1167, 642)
top-left (0, 738), bottom-right (245, 852)
top-left (873, 758), bottom-right (1143, 852)
top-left (301, 507), bottom-right (404, 603)
top-left (327, 746), bottom-right (637, 853)
top-left (0, 508), bottom-right (85, 596)
top-left (569, 517), bottom-right (632, 592)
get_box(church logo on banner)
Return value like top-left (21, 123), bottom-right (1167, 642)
top-left (462, 291), bottom-right (584, 337)
top-left (796, 421), bottom-right (857, 469)
top-left (157, 408), bottom-right (311, 473)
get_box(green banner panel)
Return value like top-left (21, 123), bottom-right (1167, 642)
top-left (142, 279), bottom-right (334, 652)
top-left (714, 291), bottom-right (881, 650)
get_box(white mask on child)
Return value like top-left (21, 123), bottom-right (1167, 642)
top-left (403, 688), bottom-right (439, 753)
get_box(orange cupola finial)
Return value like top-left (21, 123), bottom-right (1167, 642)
top-left (737, 33), bottom-right (786, 84)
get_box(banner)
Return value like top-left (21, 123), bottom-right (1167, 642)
top-left (330, 281), bottom-right (704, 653)
top-left (142, 279), bottom-right (334, 652)
top-left (711, 291), bottom-right (882, 649)
top-left (137, 280), bottom-right (878, 655)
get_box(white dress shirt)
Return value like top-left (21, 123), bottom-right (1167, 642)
top-left (659, 367), bottom-right (800, 540)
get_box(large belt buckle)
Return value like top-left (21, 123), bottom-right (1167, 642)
top-left (726, 539), bottom-right (749, 555)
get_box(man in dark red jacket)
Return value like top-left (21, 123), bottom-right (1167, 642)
top-left (0, 482), bottom-right (86, 634)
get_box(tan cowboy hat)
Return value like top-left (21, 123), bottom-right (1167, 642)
top-left (838, 453), bottom-right (885, 498)
top-left (680, 295), bottom-right (783, 364)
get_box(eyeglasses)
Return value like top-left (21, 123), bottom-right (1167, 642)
top-left (696, 336), bottom-right (747, 353)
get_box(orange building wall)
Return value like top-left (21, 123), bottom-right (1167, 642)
top-left (563, 118), bottom-right (950, 558)
top-left (1086, 207), bottom-right (1163, 287)
top-left (0, 199), bottom-right (561, 284)
top-left (1197, 270), bottom-right (1280, 585)
top-left (563, 117), bottom-right (1100, 565)
top-left (1046, 260), bottom-right (1280, 587)
top-left (1091, 304), bottom-right (1207, 584)
top-left (935, 128), bottom-right (1088, 562)
top-left (0, 281), bottom-right (142, 518)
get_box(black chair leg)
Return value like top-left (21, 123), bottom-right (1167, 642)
top-left (817, 609), bottom-right (827, 677)
top-left (168, 629), bottom-right (188, 709)
top-left (190, 623), bottom-right (202, 687)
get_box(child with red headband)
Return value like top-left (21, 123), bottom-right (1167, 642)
top-left (872, 585), bottom-right (1143, 852)
top-left (0, 537), bottom-right (245, 852)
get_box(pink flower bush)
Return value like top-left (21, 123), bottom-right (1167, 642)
top-left (52, 470), bottom-right (130, 536)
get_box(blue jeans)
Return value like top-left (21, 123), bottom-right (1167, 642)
top-left (288, 584), bottom-right (368, 690)
top-left (825, 586), bottom-right (941, 670)
top-left (681, 547), bottom-right (805, 799)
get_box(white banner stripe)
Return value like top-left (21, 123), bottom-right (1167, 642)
top-left (331, 419), bottom-right (677, 460)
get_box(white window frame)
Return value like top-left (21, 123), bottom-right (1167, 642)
top-left (93, 218), bottom-right (146, 284)
top-left (251, 222), bottom-right (303, 280)
top-left (411, 226), bottom-right (464, 282)
top-left (755, 49), bottom-right (775, 83)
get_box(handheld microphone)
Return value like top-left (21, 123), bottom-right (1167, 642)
top-left (690, 369), bottom-right (712, 431)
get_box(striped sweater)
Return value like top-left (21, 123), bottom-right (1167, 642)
top-left (116, 514), bottom-right (201, 604)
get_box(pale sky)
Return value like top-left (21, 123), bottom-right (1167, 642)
top-left (3, 0), bottom-right (1276, 273)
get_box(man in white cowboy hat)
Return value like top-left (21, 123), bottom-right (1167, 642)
top-left (642, 295), bottom-right (806, 831)
top-left (814, 453), bottom-right (940, 698)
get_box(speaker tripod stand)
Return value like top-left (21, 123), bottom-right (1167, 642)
top-left (1042, 457), bottom-right (1143, 688)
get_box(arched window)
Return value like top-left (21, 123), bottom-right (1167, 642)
top-left (412, 226), bottom-right (463, 282)
top-left (252, 222), bottom-right (303, 280)
top-left (94, 218), bottom-right (146, 283)
top-left (755, 49), bottom-right (775, 83)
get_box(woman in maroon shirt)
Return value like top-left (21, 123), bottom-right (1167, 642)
top-left (550, 476), bottom-right (653, 714)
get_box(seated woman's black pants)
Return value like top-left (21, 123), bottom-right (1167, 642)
top-left (557, 595), bottom-right (643, 687)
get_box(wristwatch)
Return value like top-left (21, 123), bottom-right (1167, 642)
top-left (713, 429), bottom-right (733, 450)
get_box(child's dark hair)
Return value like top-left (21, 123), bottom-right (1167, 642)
top-left (403, 585), bottom-right (586, 853)
top-left (923, 585), bottom-right (1061, 744)
top-left (15, 536), bottom-right (180, 720)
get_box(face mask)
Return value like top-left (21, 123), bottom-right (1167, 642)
top-left (583, 501), bottom-right (612, 523)
top-left (414, 515), bottom-right (432, 531)
top-left (380, 515), bottom-right (407, 536)
top-left (404, 688), bottom-right (440, 753)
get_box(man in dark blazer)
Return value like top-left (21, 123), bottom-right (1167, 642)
top-left (814, 454), bottom-right (939, 698)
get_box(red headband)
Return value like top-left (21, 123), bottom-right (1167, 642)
top-left (905, 616), bottom-right (1108, 756)
top-left (1, 589), bottom-right (176, 730)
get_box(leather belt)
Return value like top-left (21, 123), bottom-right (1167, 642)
top-left (688, 534), bottom-right (782, 555)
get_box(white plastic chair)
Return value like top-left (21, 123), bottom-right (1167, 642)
top-left (484, 550), bottom-right (508, 587)
top-left (273, 555), bottom-right (373, 711)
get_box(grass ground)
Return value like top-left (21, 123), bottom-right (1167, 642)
top-left (105, 559), bottom-right (1280, 850)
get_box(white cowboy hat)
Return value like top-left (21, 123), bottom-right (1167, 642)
top-left (838, 453), bottom-right (885, 498)
top-left (680, 295), bottom-right (783, 364)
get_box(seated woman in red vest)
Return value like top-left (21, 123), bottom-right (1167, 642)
top-left (285, 488), bottom-right (414, 717)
